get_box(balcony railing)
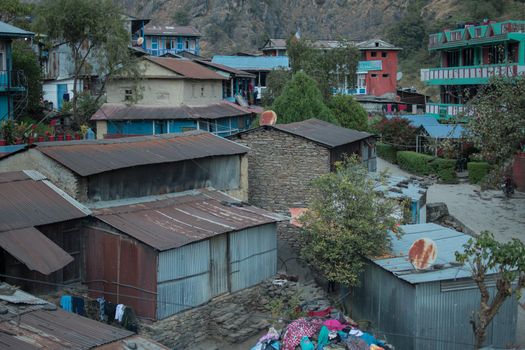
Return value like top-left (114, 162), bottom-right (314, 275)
top-left (426, 103), bottom-right (467, 120)
top-left (0, 70), bottom-right (26, 90)
top-left (145, 48), bottom-right (199, 57)
top-left (421, 63), bottom-right (524, 84)
top-left (332, 87), bottom-right (367, 95)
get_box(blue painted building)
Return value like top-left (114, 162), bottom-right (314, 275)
top-left (0, 21), bottom-right (34, 121)
top-left (135, 24), bottom-right (201, 57)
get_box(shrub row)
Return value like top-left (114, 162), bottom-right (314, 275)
top-left (467, 162), bottom-right (490, 184)
top-left (396, 151), bottom-right (458, 183)
top-left (396, 151), bottom-right (434, 175)
top-left (377, 143), bottom-right (397, 164)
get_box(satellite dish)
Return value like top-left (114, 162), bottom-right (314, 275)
top-left (137, 37), bottom-right (144, 46)
top-left (408, 238), bottom-right (437, 270)
top-left (260, 110), bottom-right (277, 126)
top-left (396, 72), bottom-right (403, 81)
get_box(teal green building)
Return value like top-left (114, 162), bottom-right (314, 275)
top-left (0, 21), bottom-right (34, 121)
top-left (421, 20), bottom-right (525, 120)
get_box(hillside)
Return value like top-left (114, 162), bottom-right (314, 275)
top-left (118, 0), bottom-right (525, 92)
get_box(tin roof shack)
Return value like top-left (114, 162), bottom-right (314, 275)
top-left (346, 223), bottom-right (518, 350)
top-left (0, 171), bottom-right (90, 293)
top-left (0, 283), bottom-right (169, 349)
top-left (0, 131), bottom-right (249, 202)
top-left (230, 119), bottom-right (376, 215)
top-left (374, 175), bottom-right (428, 224)
top-left (84, 188), bottom-right (281, 320)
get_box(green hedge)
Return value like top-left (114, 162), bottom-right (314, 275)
top-left (377, 143), bottom-right (397, 163)
top-left (468, 162), bottom-right (490, 184)
top-left (396, 151), bottom-right (434, 175)
top-left (430, 158), bottom-right (458, 183)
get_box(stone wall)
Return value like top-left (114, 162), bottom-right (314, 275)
top-left (233, 128), bottom-right (331, 214)
top-left (141, 279), bottom-right (330, 349)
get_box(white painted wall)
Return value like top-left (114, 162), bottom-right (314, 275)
top-left (42, 78), bottom-right (83, 110)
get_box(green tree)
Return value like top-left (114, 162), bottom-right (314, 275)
top-left (455, 231), bottom-right (525, 349)
top-left (300, 156), bottom-right (400, 286)
top-left (0, 0), bottom-right (32, 25)
top-left (262, 68), bottom-right (292, 107)
top-left (173, 8), bottom-right (190, 26)
top-left (328, 94), bottom-right (368, 131)
top-left (372, 116), bottom-right (418, 151)
top-left (465, 76), bottom-right (525, 183)
top-left (34, 0), bottom-right (140, 127)
top-left (271, 71), bottom-right (335, 124)
top-left (287, 37), bottom-right (360, 101)
top-left (12, 41), bottom-right (43, 119)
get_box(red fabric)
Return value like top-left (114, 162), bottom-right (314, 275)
top-left (323, 319), bottom-right (346, 331)
top-left (307, 307), bottom-right (333, 317)
top-left (282, 318), bottom-right (323, 350)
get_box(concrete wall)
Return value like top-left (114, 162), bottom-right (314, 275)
top-left (0, 149), bottom-right (87, 200)
top-left (181, 80), bottom-right (222, 105)
top-left (232, 128), bottom-right (331, 214)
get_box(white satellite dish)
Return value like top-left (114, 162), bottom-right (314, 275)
top-left (137, 37), bottom-right (144, 46)
top-left (396, 71), bottom-right (403, 81)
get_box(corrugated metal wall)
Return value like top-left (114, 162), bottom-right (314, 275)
top-left (157, 240), bottom-right (211, 319)
top-left (229, 223), bottom-right (277, 292)
top-left (415, 281), bottom-right (517, 350)
top-left (346, 262), bottom-right (416, 349)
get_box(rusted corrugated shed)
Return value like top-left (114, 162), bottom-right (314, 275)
top-left (0, 227), bottom-right (73, 275)
top-left (146, 56), bottom-right (225, 80)
top-left (36, 131), bottom-right (249, 177)
top-left (0, 171), bottom-right (88, 231)
top-left (90, 102), bottom-right (250, 121)
top-left (273, 118), bottom-right (374, 148)
top-left (93, 189), bottom-right (280, 251)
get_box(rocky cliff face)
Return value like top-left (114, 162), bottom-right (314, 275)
top-left (118, 0), bottom-right (422, 55)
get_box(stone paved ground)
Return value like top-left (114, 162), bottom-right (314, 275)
top-left (377, 157), bottom-right (525, 346)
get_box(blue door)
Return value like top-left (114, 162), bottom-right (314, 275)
top-left (57, 84), bottom-right (68, 110)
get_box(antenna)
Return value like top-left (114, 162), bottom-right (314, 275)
top-left (408, 238), bottom-right (437, 270)
top-left (137, 37), bottom-right (144, 46)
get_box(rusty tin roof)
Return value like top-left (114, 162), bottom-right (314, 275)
top-left (144, 24), bottom-right (201, 37)
top-left (0, 171), bottom-right (89, 232)
top-left (91, 102), bottom-right (251, 121)
top-left (194, 59), bottom-right (256, 78)
top-left (93, 189), bottom-right (281, 251)
top-left (36, 131), bottom-right (249, 177)
top-left (273, 118), bottom-right (374, 148)
top-left (146, 56), bottom-right (225, 80)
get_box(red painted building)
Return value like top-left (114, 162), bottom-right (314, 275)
top-left (355, 39), bottom-right (401, 97)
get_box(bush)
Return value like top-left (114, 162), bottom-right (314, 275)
top-left (430, 158), bottom-right (457, 183)
top-left (468, 162), bottom-right (490, 184)
top-left (396, 151), bottom-right (433, 175)
top-left (377, 143), bottom-right (397, 163)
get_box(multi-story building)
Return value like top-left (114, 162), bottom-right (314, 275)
top-left (0, 21), bottom-right (34, 120)
top-left (421, 20), bottom-right (525, 120)
top-left (136, 24), bottom-right (201, 57)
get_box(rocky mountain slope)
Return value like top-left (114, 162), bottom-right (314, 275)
top-left (118, 0), bottom-right (421, 54)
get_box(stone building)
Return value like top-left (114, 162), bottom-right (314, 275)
top-left (230, 118), bottom-right (376, 249)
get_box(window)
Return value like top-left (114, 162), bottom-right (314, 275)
top-left (462, 48), bottom-right (475, 66)
top-left (371, 74), bottom-right (377, 78)
top-left (381, 52), bottom-right (387, 58)
top-left (124, 89), bottom-right (133, 101)
top-left (371, 51), bottom-right (377, 57)
top-left (382, 74), bottom-right (389, 78)
top-left (475, 28), bottom-right (482, 38)
top-left (166, 40), bottom-right (172, 50)
top-left (0, 52), bottom-right (3, 70)
top-left (185, 40), bottom-right (189, 49)
top-left (200, 86), bottom-right (205, 97)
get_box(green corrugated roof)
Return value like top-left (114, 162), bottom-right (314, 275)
top-left (0, 21), bottom-right (34, 38)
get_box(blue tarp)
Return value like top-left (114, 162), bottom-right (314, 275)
top-left (212, 56), bottom-right (289, 70)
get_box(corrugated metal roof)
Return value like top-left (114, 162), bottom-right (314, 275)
top-left (0, 20), bottom-right (34, 38)
top-left (95, 335), bottom-right (169, 350)
top-left (261, 38), bottom-right (287, 50)
top-left (356, 38), bottom-right (401, 50)
top-left (194, 59), bottom-right (256, 78)
top-left (146, 57), bottom-right (225, 80)
top-left (372, 223), bottom-right (481, 284)
top-left (91, 102), bottom-right (251, 121)
top-left (212, 55), bottom-right (289, 71)
top-left (0, 171), bottom-right (89, 232)
top-left (273, 118), bottom-right (374, 148)
top-left (36, 131), bottom-right (249, 177)
top-left (0, 227), bottom-right (74, 275)
top-left (421, 124), bottom-right (465, 139)
top-left (386, 114), bottom-right (440, 128)
top-left (93, 188), bottom-right (281, 251)
top-left (144, 24), bottom-right (200, 37)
